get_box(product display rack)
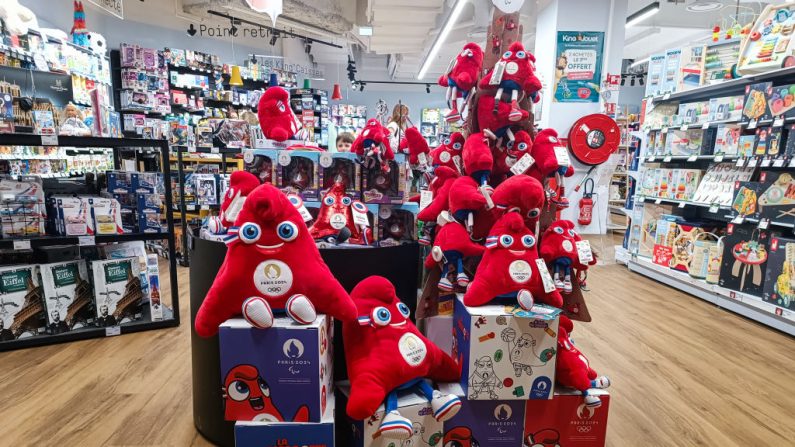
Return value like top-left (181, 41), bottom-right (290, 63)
top-left (0, 133), bottom-right (180, 351)
top-left (629, 66), bottom-right (795, 335)
top-left (289, 88), bottom-right (329, 148)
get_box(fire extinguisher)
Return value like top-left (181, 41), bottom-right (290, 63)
top-left (578, 178), bottom-right (594, 226)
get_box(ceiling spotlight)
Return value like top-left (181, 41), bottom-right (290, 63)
top-left (304, 39), bottom-right (312, 54)
top-left (686, 1), bottom-right (723, 13)
top-left (639, 76), bottom-right (645, 86)
top-left (270, 31), bottom-right (279, 46)
top-left (626, 2), bottom-right (660, 28)
top-left (359, 82), bottom-right (365, 92)
top-left (250, 54), bottom-right (257, 65)
top-left (426, 84), bottom-right (431, 94)
top-left (630, 76), bottom-right (636, 86)
top-left (620, 75), bottom-right (626, 86)
top-left (229, 18), bottom-right (239, 37)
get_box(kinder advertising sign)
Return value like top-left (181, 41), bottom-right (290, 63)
top-left (553, 31), bottom-right (605, 103)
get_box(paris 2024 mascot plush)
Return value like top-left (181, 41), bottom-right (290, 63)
top-left (352, 118), bottom-right (395, 172)
top-left (438, 42), bottom-right (484, 122)
top-left (540, 220), bottom-right (597, 293)
top-left (479, 41), bottom-right (542, 122)
top-left (257, 87), bottom-right (307, 142)
top-left (463, 212), bottom-right (563, 310)
top-left (556, 315), bottom-right (610, 407)
top-left (220, 171), bottom-right (261, 229)
top-left (308, 182), bottom-right (372, 245)
top-left (424, 221), bottom-right (485, 291)
top-left (194, 183), bottom-right (357, 337)
top-left (430, 132), bottom-right (465, 174)
top-left (343, 276), bottom-right (461, 440)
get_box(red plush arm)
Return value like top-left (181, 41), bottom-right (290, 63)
top-left (417, 181), bottom-right (452, 223)
top-left (438, 74), bottom-right (449, 87)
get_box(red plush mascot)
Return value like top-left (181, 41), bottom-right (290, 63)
top-left (352, 119), bottom-right (395, 172)
top-left (463, 212), bottom-right (563, 310)
top-left (194, 184), bottom-right (357, 336)
top-left (417, 166), bottom-right (459, 245)
top-left (220, 171), bottom-right (261, 229)
top-left (308, 182), bottom-right (372, 245)
top-left (540, 220), bottom-right (596, 293)
top-left (431, 132), bottom-right (464, 174)
top-left (424, 221), bottom-right (485, 291)
top-left (438, 42), bottom-right (484, 122)
top-left (477, 94), bottom-right (516, 144)
top-left (528, 128), bottom-right (574, 209)
top-left (556, 315), bottom-right (610, 407)
top-left (223, 364), bottom-right (310, 422)
top-left (493, 130), bottom-right (533, 178)
top-left (257, 87), bottom-right (306, 142)
top-left (478, 41), bottom-right (542, 121)
top-left (402, 126), bottom-right (431, 168)
top-left (472, 174), bottom-right (545, 241)
top-left (462, 132), bottom-right (494, 189)
top-left (343, 276), bottom-right (461, 439)
top-left (449, 176), bottom-right (488, 234)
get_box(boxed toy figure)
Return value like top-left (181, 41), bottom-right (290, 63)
top-left (39, 260), bottom-right (94, 333)
top-left (219, 316), bottom-right (333, 422)
top-left (439, 382), bottom-right (526, 445)
top-left (0, 264), bottom-right (45, 340)
top-left (234, 397), bottom-right (335, 447)
top-left (718, 223), bottom-right (771, 297)
top-left (708, 95), bottom-right (743, 122)
top-left (524, 389), bottom-right (611, 447)
top-left (319, 152), bottom-right (361, 199)
top-left (757, 170), bottom-right (795, 222)
top-left (88, 197), bottom-right (124, 235)
top-left (194, 174), bottom-right (218, 206)
top-left (244, 149), bottom-right (277, 185)
top-left (377, 203), bottom-right (418, 246)
top-left (742, 82), bottom-right (772, 122)
top-left (731, 181), bottom-right (762, 220)
top-left (137, 193), bottom-right (163, 233)
top-left (277, 150), bottom-right (320, 201)
top-left (107, 171), bottom-right (134, 194)
top-left (714, 124), bottom-right (741, 155)
top-left (652, 216), bottom-right (680, 267)
top-left (91, 258), bottom-right (143, 326)
top-left (453, 296), bottom-right (559, 401)
top-left (363, 154), bottom-right (408, 204)
top-left (763, 236), bottom-right (795, 311)
top-left (52, 196), bottom-right (90, 236)
top-left (338, 382), bottom-right (443, 447)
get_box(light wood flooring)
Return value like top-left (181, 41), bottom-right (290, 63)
top-left (0, 262), bottom-right (793, 446)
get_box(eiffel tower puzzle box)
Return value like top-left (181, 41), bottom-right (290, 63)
top-left (0, 264), bottom-right (45, 340)
top-left (90, 258), bottom-right (142, 327)
top-left (40, 260), bottom-right (95, 333)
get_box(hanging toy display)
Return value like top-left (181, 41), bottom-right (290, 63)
top-left (540, 220), bottom-right (597, 294)
top-left (70, 1), bottom-right (89, 48)
top-left (478, 41), bottom-right (543, 121)
top-left (438, 42), bottom-right (485, 123)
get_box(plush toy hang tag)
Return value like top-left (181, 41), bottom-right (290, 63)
top-left (417, 152), bottom-right (428, 167)
top-left (480, 185), bottom-right (495, 209)
top-left (452, 155), bottom-right (463, 173)
top-left (554, 146), bottom-right (571, 167)
top-left (351, 201), bottom-right (370, 226)
top-left (576, 240), bottom-right (594, 264)
top-left (536, 259), bottom-right (556, 293)
top-left (419, 190), bottom-right (433, 210)
top-left (490, 61), bottom-right (506, 85)
top-left (437, 210), bottom-right (455, 226)
top-left (288, 194), bottom-right (313, 222)
top-left (510, 153), bottom-right (536, 175)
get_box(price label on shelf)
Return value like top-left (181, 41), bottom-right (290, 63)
top-left (681, 124), bottom-right (689, 131)
top-left (654, 198), bottom-right (662, 205)
top-left (736, 158), bottom-right (745, 167)
top-left (702, 121), bottom-right (710, 130)
top-left (774, 158), bottom-right (785, 168)
top-left (758, 218), bottom-right (770, 230)
top-left (41, 134), bottom-right (58, 146)
top-left (187, 205), bottom-right (196, 211)
top-left (210, 147), bottom-right (219, 154)
top-left (200, 205), bottom-right (210, 211)
top-left (732, 215), bottom-right (745, 224)
top-left (709, 203), bottom-right (720, 213)
top-left (714, 153), bottom-right (724, 162)
top-left (12, 240), bottom-right (31, 250)
top-left (789, 158), bottom-right (795, 168)
top-left (761, 158), bottom-right (771, 167)
top-left (105, 326), bottom-right (121, 337)
top-left (747, 158), bottom-right (759, 168)
top-left (663, 93), bottom-right (671, 100)
top-left (661, 127), bottom-right (669, 134)
top-left (678, 202), bottom-right (686, 208)
top-left (78, 235), bottom-right (95, 246)
top-left (648, 156), bottom-right (656, 162)
top-left (687, 154), bottom-right (698, 162)
top-left (663, 155), bottom-right (672, 162)
top-left (747, 119), bottom-right (758, 129)
top-left (774, 116), bottom-right (785, 127)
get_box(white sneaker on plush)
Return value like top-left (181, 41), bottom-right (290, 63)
top-left (438, 277), bottom-right (454, 292)
top-left (286, 294), bottom-right (317, 325)
top-left (517, 289), bottom-right (534, 311)
top-left (456, 272), bottom-right (470, 287)
top-left (379, 410), bottom-right (413, 439)
top-left (431, 391), bottom-right (461, 422)
top-left (242, 296), bottom-right (273, 329)
top-left (583, 392), bottom-right (602, 408)
top-left (592, 376), bottom-right (611, 389)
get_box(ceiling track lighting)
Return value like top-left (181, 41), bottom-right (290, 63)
top-left (418, 0), bottom-right (468, 79)
top-left (626, 1), bottom-right (660, 28)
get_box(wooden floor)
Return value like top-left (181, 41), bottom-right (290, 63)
top-left (0, 262), bottom-right (793, 446)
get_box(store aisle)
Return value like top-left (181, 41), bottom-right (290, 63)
top-left (0, 264), bottom-right (792, 446)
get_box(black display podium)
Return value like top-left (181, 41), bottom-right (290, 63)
top-left (189, 228), bottom-right (420, 446)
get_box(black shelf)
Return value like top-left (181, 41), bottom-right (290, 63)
top-left (172, 145), bottom-right (242, 155)
top-left (0, 133), bottom-right (167, 148)
top-left (0, 232), bottom-right (171, 250)
top-left (650, 66), bottom-right (795, 103)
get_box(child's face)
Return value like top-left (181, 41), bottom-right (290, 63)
top-left (337, 141), bottom-right (352, 152)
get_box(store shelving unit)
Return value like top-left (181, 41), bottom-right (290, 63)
top-left (0, 133), bottom-right (180, 351)
top-left (628, 67), bottom-right (795, 335)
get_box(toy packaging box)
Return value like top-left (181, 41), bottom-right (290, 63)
top-left (738, 134), bottom-right (756, 157)
top-left (742, 82), bottom-right (772, 122)
top-left (676, 45), bottom-right (704, 92)
top-left (363, 154), bottom-right (408, 204)
top-left (219, 315), bottom-right (333, 422)
top-left (644, 53), bottom-right (666, 97)
top-left (714, 124), bottom-right (741, 156)
top-left (731, 181), bottom-right (763, 220)
top-left (0, 93), bottom-right (13, 133)
top-left (234, 397), bottom-right (335, 447)
top-left (652, 216), bottom-right (680, 267)
top-left (767, 84), bottom-right (795, 118)
top-left (194, 174), bottom-right (219, 206)
top-left (244, 149), bottom-right (277, 185)
top-left (708, 95), bottom-right (743, 122)
top-left (763, 236), bottom-right (795, 311)
top-left (677, 102), bottom-right (706, 126)
top-left (638, 204), bottom-right (676, 259)
top-left (102, 241), bottom-right (152, 307)
top-left (453, 296), bottom-right (559, 401)
top-left (277, 150), bottom-right (320, 201)
top-left (0, 264), bottom-right (45, 340)
top-left (377, 203), bottom-right (418, 247)
top-left (665, 129), bottom-right (715, 156)
top-left (337, 382), bottom-right (443, 447)
top-left (439, 382), bottom-right (526, 446)
top-left (91, 257), bottom-right (143, 326)
top-left (319, 152), bottom-right (361, 199)
top-left (767, 126), bottom-right (784, 157)
top-left (137, 193), bottom-right (163, 233)
top-left (88, 197), bottom-right (124, 235)
top-left (757, 170), bottom-right (795, 222)
top-left (52, 196), bottom-right (90, 236)
top-left (691, 163), bottom-right (754, 206)
top-left (425, 314), bottom-right (453, 356)
top-left (39, 260), bottom-right (94, 333)
top-left (662, 48), bottom-right (682, 94)
top-left (718, 223), bottom-right (771, 297)
top-left (524, 389), bottom-right (611, 447)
